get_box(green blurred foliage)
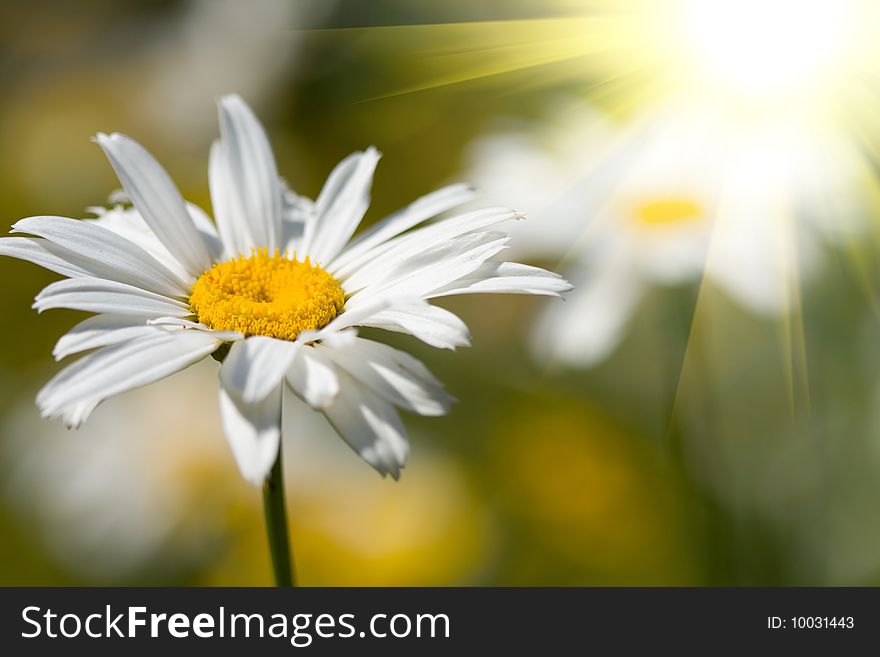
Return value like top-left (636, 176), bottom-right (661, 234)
top-left (1, 0), bottom-right (879, 586)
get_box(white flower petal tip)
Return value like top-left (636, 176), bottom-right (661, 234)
top-left (364, 442), bottom-right (408, 481)
top-left (42, 399), bottom-right (100, 430)
top-left (10, 215), bottom-right (191, 298)
top-left (37, 330), bottom-right (222, 428)
top-left (318, 337), bottom-right (455, 416)
top-left (301, 146), bottom-right (384, 263)
top-left (355, 434), bottom-right (408, 481)
top-left (379, 462), bottom-right (404, 481)
top-left (429, 262), bottom-right (573, 299)
top-left (107, 188), bottom-right (130, 205)
top-left (52, 316), bottom-right (157, 361)
top-left (32, 277), bottom-right (191, 318)
top-left (218, 384), bottom-right (282, 486)
top-left (358, 302), bottom-right (472, 350)
top-left (321, 372), bottom-right (410, 478)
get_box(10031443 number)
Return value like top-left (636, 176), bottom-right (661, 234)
top-left (792, 617), bottom-right (854, 629)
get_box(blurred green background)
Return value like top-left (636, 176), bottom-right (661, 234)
top-left (2, 0), bottom-right (880, 586)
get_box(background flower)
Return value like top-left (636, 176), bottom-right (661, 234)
top-left (2, 362), bottom-right (493, 585)
top-left (465, 98), bottom-right (876, 365)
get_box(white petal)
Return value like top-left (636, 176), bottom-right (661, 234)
top-left (307, 298), bottom-right (393, 338)
top-left (146, 316), bottom-right (243, 341)
top-left (431, 261), bottom-right (573, 297)
top-left (532, 253), bottom-right (643, 367)
top-left (302, 147), bottom-right (381, 264)
top-left (61, 400), bottom-right (100, 429)
top-left (218, 383), bottom-right (282, 485)
top-left (322, 372), bottom-right (409, 479)
top-left (53, 315), bottom-right (155, 361)
top-left (318, 337), bottom-right (454, 415)
top-left (334, 206), bottom-right (517, 286)
top-left (185, 202), bottom-right (224, 263)
top-left (86, 205), bottom-right (191, 283)
top-left (219, 336), bottom-right (298, 404)
top-left (328, 183), bottom-right (477, 274)
top-left (280, 184), bottom-right (310, 253)
top-left (209, 141), bottom-right (249, 259)
top-left (212, 94), bottom-right (281, 255)
top-left (95, 132), bottom-right (214, 276)
top-left (33, 276), bottom-right (191, 318)
top-left (301, 327), bottom-right (358, 349)
top-left (37, 329), bottom-right (221, 427)
top-left (343, 231), bottom-right (510, 305)
top-left (0, 237), bottom-right (92, 278)
top-left (285, 346), bottom-right (339, 409)
top-left (12, 215), bottom-right (189, 297)
top-left (359, 301), bottom-right (471, 350)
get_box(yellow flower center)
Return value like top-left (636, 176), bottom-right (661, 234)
top-left (633, 197), bottom-right (704, 228)
top-left (190, 249), bottom-right (345, 341)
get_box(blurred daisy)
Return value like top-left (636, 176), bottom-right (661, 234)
top-left (136, 0), bottom-right (336, 141)
top-left (466, 100), bottom-right (874, 366)
top-left (2, 362), bottom-right (493, 584)
top-left (0, 94), bottom-right (570, 485)
top-left (2, 362), bottom-right (243, 580)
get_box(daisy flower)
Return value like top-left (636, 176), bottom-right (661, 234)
top-left (465, 99), bottom-right (873, 366)
top-left (0, 94), bottom-right (570, 488)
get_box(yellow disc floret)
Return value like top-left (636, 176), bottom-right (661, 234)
top-left (633, 197), bottom-right (704, 228)
top-left (190, 249), bottom-right (345, 341)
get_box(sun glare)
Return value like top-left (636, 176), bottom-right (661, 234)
top-left (324, 0), bottom-right (877, 122)
top-left (684, 0), bottom-right (850, 98)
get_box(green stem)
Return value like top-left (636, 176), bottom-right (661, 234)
top-left (262, 443), bottom-right (295, 586)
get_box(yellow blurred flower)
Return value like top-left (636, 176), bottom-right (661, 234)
top-left (205, 440), bottom-right (494, 586)
top-left (491, 399), bottom-right (700, 584)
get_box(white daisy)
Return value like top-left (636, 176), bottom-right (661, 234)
top-left (465, 99), bottom-right (874, 366)
top-left (0, 94), bottom-right (570, 485)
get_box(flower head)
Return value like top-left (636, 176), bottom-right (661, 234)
top-left (466, 99), bottom-right (871, 366)
top-left (0, 94), bottom-right (570, 484)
